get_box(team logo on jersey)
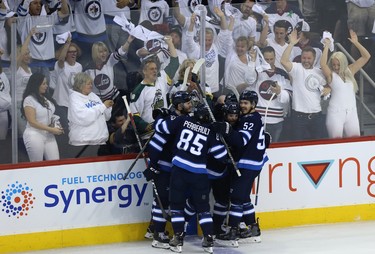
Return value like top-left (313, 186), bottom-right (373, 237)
top-left (297, 160), bottom-right (334, 188)
top-left (152, 89), bottom-right (164, 110)
top-left (305, 74), bottom-right (323, 92)
top-left (31, 32), bottom-right (46, 45)
top-left (259, 80), bottom-right (277, 101)
top-left (146, 39), bottom-right (162, 54)
top-left (85, 1), bottom-right (101, 20)
top-left (94, 74), bottom-right (110, 91)
top-left (148, 7), bottom-right (162, 23)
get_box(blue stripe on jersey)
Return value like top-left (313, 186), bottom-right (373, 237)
top-left (172, 156), bottom-right (207, 174)
top-left (237, 153), bottom-right (269, 170)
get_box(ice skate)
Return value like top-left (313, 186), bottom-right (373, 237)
top-left (202, 235), bottom-right (214, 253)
top-left (215, 227), bottom-right (239, 248)
top-left (144, 224), bottom-right (154, 240)
top-left (152, 231), bottom-right (170, 249)
top-left (238, 218), bottom-right (262, 244)
top-left (169, 232), bottom-right (184, 253)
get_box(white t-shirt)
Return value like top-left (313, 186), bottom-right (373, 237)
top-left (289, 63), bottom-right (326, 113)
top-left (266, 38), bottom-right (289, 71)
top-left (328, 72), bottom-right (357, 110)
top-left (23, 95), bottom-right (56, 131)
top-left (53, 61), bottom-right (83, 107)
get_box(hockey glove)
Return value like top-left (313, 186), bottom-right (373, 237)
top-left (152, 108), bottom-right (171, 120)
top-left (142, 165), bottom-right (160, 181)
top-left (265, 131), bottom-right (272, 148)
top-left (211, 122), bottom-right (232, 137)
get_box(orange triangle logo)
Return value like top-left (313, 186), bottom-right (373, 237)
top-left (297, 160), bottom-right (334, 188)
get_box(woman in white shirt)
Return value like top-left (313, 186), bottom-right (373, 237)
top-left (53, 37), bottom-right (83, 129)
top-left (22, 73), bottom-right (64, 162)
top-left (68, 72), bottom-right (113, 146)
top-left (321, 30), bottom-right (371, 138)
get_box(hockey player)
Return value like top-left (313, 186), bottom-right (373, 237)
top-left (210, 102), bottom-right (240, 237)
top-left (143, 91), bottom-right (193, 249)
top-left (212, 90), bottom-right (269, 246)
top-left (182, 102), bottom-right (241, 239)
top-left (154, 103), bottom-right (228, 253)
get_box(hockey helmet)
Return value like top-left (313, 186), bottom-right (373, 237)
top-left (240, 90), bottom-right (258, 106)
top-left (194, 103), bottom-right (211, 123)
top-left (172, 91), bottom-right (192, 107)
top-left (224, 93), bottom-right (238, 103)
top-left (222, 102), bottom-right (240, 115)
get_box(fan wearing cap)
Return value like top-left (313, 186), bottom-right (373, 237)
top-left (290, 20), bottom-right (323, 68)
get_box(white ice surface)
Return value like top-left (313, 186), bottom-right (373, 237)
top-left (17, 221), bottom-right (375, 254)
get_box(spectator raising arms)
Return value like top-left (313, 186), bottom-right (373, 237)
top-left (320, 30), bottom-right (371, 138)
top-left (84, 36), bottom-right (135, 102)
top-left (281, 29), bottom-right (328, 141)
top-left (21, 73), bottom-right (63, 162)
top-left (68, 72), bottom-right (113, 146)
top-left (53, 36), bottom-right (82, 129)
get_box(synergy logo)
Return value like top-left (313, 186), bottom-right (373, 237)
top-left (0, 181), bottom-right (35, 218)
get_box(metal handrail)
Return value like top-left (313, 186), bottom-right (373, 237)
top-left (335, 43), bottom-right (375, 88)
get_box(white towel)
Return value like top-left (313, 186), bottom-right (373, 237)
top-left (252, 4), bottom-right (266, 15)
top-left (372, 20), bottom-right (375, 34)
top-left (40, 4), bottom-right (47, 16)
top-left (56, 31), bottom-right (71, 44)
top-left (113, 15), bottom-right (135, 34)
top-left (321, 31), bottom-right (334, 52)
top-left (254, 46), bottom-right (271, 72)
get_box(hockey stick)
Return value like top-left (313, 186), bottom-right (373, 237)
top-left (181, 66), bottom-right (191, 88)
top-left (191, 59), bottom-right (241, 177)
top-left (122, 132), bottom-right (154, 181)
top-left (122, 96), bottom-right (169, 220)
top-left (254, 91), bottom-right (276, 206)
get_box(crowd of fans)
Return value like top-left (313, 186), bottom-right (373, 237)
top-left (0, 0), bottom-right (374, 163)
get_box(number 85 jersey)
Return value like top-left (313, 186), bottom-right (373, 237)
top-left (154, 115), bottom-right (228, 174)
top-left (227, 111), bottom-right (269, 171)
